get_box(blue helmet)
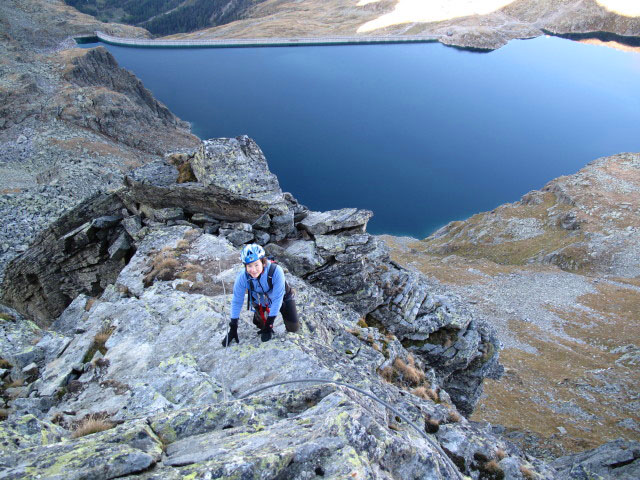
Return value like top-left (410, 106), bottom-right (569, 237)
top-left (240, 244), bottom-right (265, 264)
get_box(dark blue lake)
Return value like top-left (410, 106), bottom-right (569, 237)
top-left (82, 37), bottom-right (640, 238)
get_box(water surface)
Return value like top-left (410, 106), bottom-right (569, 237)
top-left (82, 37), bottom-right (640, 237)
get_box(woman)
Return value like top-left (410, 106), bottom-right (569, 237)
top-left (222, 244), bottom-right (299, 346)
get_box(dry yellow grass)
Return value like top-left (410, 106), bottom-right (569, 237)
top-left (393, 356), bottom-right (426, 386)
top-left (84, 298), bottom-right (97, 312)
top-left (483, 459), bottom-right (502, 475)
top-left (71, 415), bottom-right (115, 438)
top-left (447, 409), bottom-right (462, 423)
top-left (425, 416), bottom-right (440, 433)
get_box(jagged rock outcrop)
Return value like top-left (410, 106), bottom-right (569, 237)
top-left (2, 133), bottom-right (629, 478)
top-left (2, 136), bottom-right (500, 418)
top-left (552, 439), bottom-right (640, 479)
top-left (0, 193), bottom-right (131, 322)
top-left (0, 224), bottom-right (552, 480)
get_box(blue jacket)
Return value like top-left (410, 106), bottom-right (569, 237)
top-left (230, 260), bottom-right (286, 320)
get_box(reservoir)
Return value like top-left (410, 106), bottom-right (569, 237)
top-left (81, 37), bottom-right (640, 238)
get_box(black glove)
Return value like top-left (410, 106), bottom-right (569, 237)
top-left (221, 320), bottom-right (239, 347)
top-left (260, 316), bottom-right (276, 342)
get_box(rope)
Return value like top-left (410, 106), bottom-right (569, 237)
top-left (238, 378), bottom-right (466, 480)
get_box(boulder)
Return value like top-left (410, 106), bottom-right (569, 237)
top-left (298, 208), bottom-right (373, 236)
top-left (552, 439), bottom-right (640, 480)
top-left (122, 137), bottom-right (295, 239)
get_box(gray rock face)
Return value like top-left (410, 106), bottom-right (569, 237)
top-left (122, 137), bottom-right (295, 240)
top-left (299, 208), bottom-right (373, 236)
top-left (61, 47), bottom-right (189, 155)
top-left (552, 439), bottom-right (640, 480)
top-left (0, 192), bottom-right (131, 322)
top-left (2, 223), bottom-right (542, 479)
top-left (192, 136), bottom-right (282, 203)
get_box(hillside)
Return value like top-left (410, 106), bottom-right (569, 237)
top-left (63, 0), bottom-right (265, 36)
top-left (381, 152), bottom-right (640, 457)
top-left (162, 0), bottom-right (640, 51)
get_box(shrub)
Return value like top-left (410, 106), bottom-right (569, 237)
top-left (357, 318), bottom-right (368, 328)
top-left (71, 414), bottom-right (115, 438)
top-left (0, 358), bottom-right (12, 369)
top-left (379, 366), bottom-right (395, 382)
top-left (0, 312), bottom-right (15, 322)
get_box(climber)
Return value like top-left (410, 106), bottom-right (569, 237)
top-left (222, 244), bottom-right (300, 346)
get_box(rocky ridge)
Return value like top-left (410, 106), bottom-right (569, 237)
top-left (0, 136), bottom-right (529, 479)
top-left (167, 0), bottom-right (640, 51)
top-left (1, 135), bottom-right (637, 479)
top-left (0, 1), bottom-right (638, 477)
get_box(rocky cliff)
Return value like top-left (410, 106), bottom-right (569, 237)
top-left (0, 136), bottom-right (539, 479)
top-left (1, 136), bottom-right (637, 479)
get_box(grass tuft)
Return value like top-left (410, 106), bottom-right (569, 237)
top-left (447, 409), bottom-right (462, 423)
top-left (519, 465), bottom-right (536, 479)
top-left (425, 416), bottom-right (440, 434)
top-left (393, 356), bottom-right (426, 386)
top-left (71, 414), bottom-right (115, 438)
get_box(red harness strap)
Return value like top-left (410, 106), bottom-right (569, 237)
top-left (258, 304), bottom-right (271, 328)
